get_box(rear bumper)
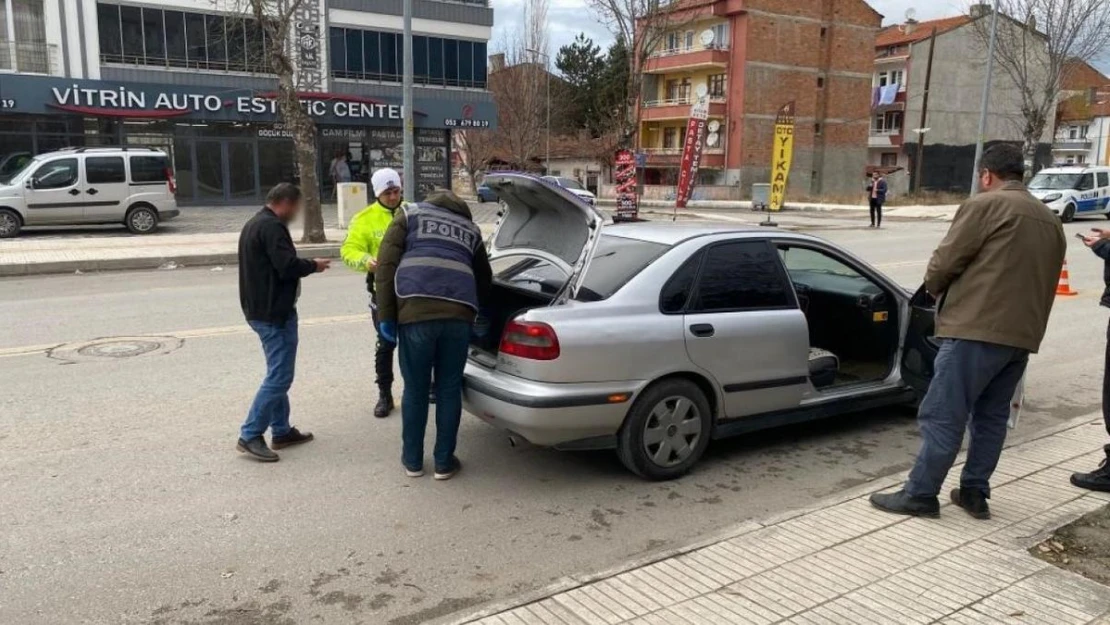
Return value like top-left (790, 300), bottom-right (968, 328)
top-left (463, 362), bottom-right (643, 448)
top-left (159, 208), bottom-right (180, 220)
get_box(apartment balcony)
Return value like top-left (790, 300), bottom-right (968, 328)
top-left (641, 147), bottom-right (726, 169)
top-left (868, 129), bottom-right (904, 148)
top-left (0, 41), bottom-right (60, 75)
top-left (1053, 139), bottom-right (1092, 153)
top-left (643, 44), bottom-right (730, 74)
top-left (641, 96), bottom-right (728, 121)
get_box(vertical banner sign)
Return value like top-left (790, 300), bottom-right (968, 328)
top-left (769, 101), bottom-right (796, 212)
top-left (614, 149), bottom-right (638, 222)
top-left (675, 97), bottom-right (711, 209)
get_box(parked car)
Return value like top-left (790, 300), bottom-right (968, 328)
top-left (476, 184), bottom-right (499, 203)
top-left (464, 172), bottom-right (941, 480)
top-left (541, 175), bottom-right (597, 206)
top-left (0, 146), bottom-right (179, 238)
top-left (1028, 165), bottom-right (1110, 223)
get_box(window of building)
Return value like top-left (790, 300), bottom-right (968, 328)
top-left (820, 26), bottom-right (828, 39)
top-left (684, 30), bottom-right (694, 50)
top-left (663, 127), bottom-right (678, 148)
top-left (1069, 125), bottom-right (1090, 139)
top-left (97, 2), bottom-right (271, 73)
top-left (711, 23), bottom-right (728, 48)
top-left (817, 75), bottom-right (825, 89)
top-left (665, 32), bottom-right (679, 52)
top-left (329, 28), bottom-right (485, 88)
top-left (880, 152), bottom-right (899, 167)
top-left (877, 69), bottom-right (905, 88)
top-left (85, 156), bottom-right (126, 184)
top-left (0, 0), bottom-right (49, 73)
top-left (873, 111), bottom-right (903, 134)
top-left (814, 122), bottom-right (822, 136)
top-left (707, 74), bottom-right (726, 98)
top-left (690, 241), bottom-right (793, 312)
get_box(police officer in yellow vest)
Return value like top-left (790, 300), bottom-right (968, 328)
top-left (341, 168), bottom-right (404, 418)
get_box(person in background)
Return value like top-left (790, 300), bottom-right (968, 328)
top-left (374, 189), bottom-right (492, 480)
top-left (341, 168), bottom-right (404, 418)
top-left (236, 183), bottom-right (331, 462)
top-left (870, 144), bottom-right (1066, 519)
top-left (330, 150), bottom-right (351, 199)
top-left (1071, 228), bottom-right (1110, 492)
top-left (867, 171), bottom-right (888, 228)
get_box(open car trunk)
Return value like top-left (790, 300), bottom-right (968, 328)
top-left (470, 283), bottom-right (555, 356)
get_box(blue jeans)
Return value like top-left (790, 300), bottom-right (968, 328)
top-left (904, 339), bottom-right (1028, 498)
top-left (398, 319), bottom-right (471, 470)
top-left (240, 313), bottom-right (298, 441)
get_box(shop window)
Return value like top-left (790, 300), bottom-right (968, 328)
top-left (86, 156), bottom-right (126, 184)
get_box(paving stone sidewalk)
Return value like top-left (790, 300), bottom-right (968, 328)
top-left (449, 415), bottom-right (1110, 625)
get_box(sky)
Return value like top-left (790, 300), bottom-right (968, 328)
top-left (488, 0), bottom-right (1109, 73)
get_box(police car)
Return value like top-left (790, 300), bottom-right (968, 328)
top-left (1028, 165), bottom-right (1110, 222)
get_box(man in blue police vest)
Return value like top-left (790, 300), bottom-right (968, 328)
top-left (374, 189), bottom-right (492, 480)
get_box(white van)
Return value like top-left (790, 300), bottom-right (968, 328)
top-left (1028, 165), bottom-right (1110, 222)
top-left (0, 146), bottom-right (179, 238)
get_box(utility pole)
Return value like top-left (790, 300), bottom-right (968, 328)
top-left (913, 27), bottom-right (937, 194)
top-left (970, 0), bottom-right (1000, 196)
top-left (402, 0), bottom-right (415, 200)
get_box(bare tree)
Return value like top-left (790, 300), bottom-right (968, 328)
top-left (587, 0), bottom-right (692, 147)
top-left (453, 128), bottom-right (495, 196)
top-left (214, 0), bottom-right (326, 243)
top-left (971, 0), bottom-right (1110, 172)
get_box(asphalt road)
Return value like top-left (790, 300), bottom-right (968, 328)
top-left (1, 212), bottom-right (1107, 625)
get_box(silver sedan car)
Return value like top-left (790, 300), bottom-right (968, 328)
top-left (465, 173), bottom-right (939, 480)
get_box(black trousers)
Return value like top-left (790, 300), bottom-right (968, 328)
top-left (869, 198), bottom-right (883, 226)
top-left (370, 293), bottom-right (396, 390)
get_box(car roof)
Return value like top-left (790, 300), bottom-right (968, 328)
top-left (1039, 166), bottom-right (1107, 174)
top-left (604, 221), bottom-right (817, 246)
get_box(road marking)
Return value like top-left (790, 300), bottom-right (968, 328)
top-left (0, 313), bottom-right (367, 360)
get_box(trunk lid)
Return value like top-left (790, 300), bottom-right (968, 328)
top-left (483, 172), bottom-right (605, 302)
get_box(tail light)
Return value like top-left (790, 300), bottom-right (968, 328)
top-left (165, 167), bottom-right (177, 194)
top-left (499, 320), bottom-right (560, 361)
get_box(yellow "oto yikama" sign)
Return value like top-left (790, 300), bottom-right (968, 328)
top-left (769, 101), bottom-right (796, 213)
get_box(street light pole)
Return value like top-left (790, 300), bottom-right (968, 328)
top-left (527, 48), bottom-right (550, 174)
top-left (402, 0), bottom-right (415, 200)
top-left (970, 0), bottom-right (1000, 196)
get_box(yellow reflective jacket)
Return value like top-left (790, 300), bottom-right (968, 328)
top-left (340, 201), bottom-right (398, 275)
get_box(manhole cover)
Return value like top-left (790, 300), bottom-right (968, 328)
top-left (48, 336), bottom-right (183, 364)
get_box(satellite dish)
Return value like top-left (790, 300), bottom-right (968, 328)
top-left (707, 120), bottom-right (721, 132)
top-left (700, 29), bottom-right (715, 47)
top-left (706, 133), bottom-right (720, 147)
top-left (905, 7), bottom-right (917, 21)
top-left (695, 84), bottom-right (709, 98)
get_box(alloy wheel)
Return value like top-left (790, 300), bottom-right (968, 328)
top-left (642, 395), bottom-right (703, 468)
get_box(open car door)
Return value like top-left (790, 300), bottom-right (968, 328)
top-left (901, 285), bottom-right (939, 395)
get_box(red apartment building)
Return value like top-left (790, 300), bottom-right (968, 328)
top-left (636, 0), bottom-right (882, 197)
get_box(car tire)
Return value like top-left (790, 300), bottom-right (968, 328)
top-left (0, 208), bottom-right (21, 238)
top-left (126, 204), bottom-right (159, 235)
top-left (616, 379), bottom-right (712, 481)
top-left (1062, 203), bottom-right (1077, 223)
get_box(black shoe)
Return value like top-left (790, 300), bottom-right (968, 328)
top-left (869, 489), bottom-right (940, 518)
top-left (271, 427), bottom-right (314, 450)
top-left (434, 456), bottom-right (462, 481)
top-left (951, 488), bottom-right (991, 520)
top-left (1071, 458), bottom-right (1110, 492)
top-left (237, 436), bottom-right (279, 462)
top-left (374, 393), bottom-right (394, 418)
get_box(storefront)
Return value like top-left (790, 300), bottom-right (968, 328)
top-left (0, 75), bottom-right (495, 204)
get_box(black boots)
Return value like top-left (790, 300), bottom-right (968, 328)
top-left (237, 436), bottom-right (279, 462)
top-left (951, 488), bottom-right (991, 520)
top-left (374, 389), bottom-right (395, 418)
top-left (869, 490), bottom-right (940, 518)
top-left (1071, 448), bottom-right (1110, 492)
top-left (271, 427), bottom-right (314, 450)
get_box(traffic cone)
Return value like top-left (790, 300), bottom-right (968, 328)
top-left (1057, 259), bottom-right (1078, 296)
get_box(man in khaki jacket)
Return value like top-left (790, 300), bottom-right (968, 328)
top-left (872, 144), bottom-right (1066, 520)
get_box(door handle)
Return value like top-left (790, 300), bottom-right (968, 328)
top-left (68, 188), bottom-right (80, 196)
top-left (86, 188), bottom-right (98, 195)
top-left (689, 323), bottom-right (715, 338)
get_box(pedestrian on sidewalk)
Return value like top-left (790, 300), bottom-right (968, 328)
top-left (1071, 228), bottom-right (1110, 492)
top-left (867, 171), bottom-right (888, 228)
top-left (374, 189), bottom-right (491, 480)
top-left (236, 183), bottom-right (331, 462)
top-left (341, 168), bottom-right (405, 418)
top-left (871, 144), bottom-right (1065, 519)
top-left (329, 151), bottom-right (351, 199)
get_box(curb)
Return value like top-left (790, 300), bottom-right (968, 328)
top-left (432, 412), bottom-right (1104, 625)
top-left (0, 243), bottom-right (343, 277)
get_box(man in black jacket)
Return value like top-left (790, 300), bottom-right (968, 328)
top-left (236, 183), bottom-right (331, 462)
top-left (1072, 228), bottom-right (1110, 491)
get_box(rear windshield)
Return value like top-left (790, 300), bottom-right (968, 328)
top-left (130, 155), bottom-right (169, 183)
top-left (492, 234), bottom-right (668, 302)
